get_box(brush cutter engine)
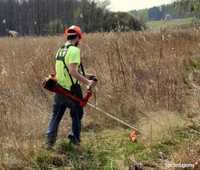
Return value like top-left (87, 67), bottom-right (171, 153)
top-left (42, 74), bottom-right (97, 107)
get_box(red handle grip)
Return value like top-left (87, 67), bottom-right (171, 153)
top-left (80, 90), bottom-right (92, 107)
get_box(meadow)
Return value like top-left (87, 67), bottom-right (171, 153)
top-left (147, 17), bottom-right (194, 30)
top-left (0, 29), bottom-right (200, 169)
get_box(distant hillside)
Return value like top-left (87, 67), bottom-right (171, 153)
top-left (146, 17), bottom-right (194, 30)
top-left (131, 0), bottom-right (198, 22)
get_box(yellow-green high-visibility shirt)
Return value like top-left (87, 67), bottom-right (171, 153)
top-left (55, 44), bottom-right (80, 90)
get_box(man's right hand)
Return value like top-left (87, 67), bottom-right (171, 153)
top-left (69, 63), bottom-right (97, 89)
top-left (87, 80), bottom-right (97, 90)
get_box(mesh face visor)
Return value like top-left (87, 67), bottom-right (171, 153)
top-left (67, 30), bottom-right (80, 40)
top-left (67, 26), bottom-right (82, 39)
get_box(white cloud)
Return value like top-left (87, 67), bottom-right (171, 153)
top-left (106, 0), bottom-right (175, 11)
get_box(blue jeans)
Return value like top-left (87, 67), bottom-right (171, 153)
top-left (46, 85), bottom-right (84, 146)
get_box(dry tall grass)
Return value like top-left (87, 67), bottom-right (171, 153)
top-left (0, 30), bottom-right (200, 168)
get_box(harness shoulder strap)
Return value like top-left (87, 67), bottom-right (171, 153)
top-left (80, 63), bottom-right (85, 77)
top-left (56, 44), bottom-right (86, 86)
top-left (56, 44), bottom-right (75, 85)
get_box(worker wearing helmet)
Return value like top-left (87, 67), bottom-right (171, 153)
top-left (46, 25), bottom-right (96, 148)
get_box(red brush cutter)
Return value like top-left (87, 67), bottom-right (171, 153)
top-left (43, 74), bottom-right (139, 142)
top-left (42, 74), bottom-right (95, 107)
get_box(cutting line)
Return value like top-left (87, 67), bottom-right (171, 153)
top-left (87, 103), bottom-right (140, 133)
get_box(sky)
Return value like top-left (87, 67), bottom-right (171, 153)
top-left (105, 0), bottom-right (176, 11)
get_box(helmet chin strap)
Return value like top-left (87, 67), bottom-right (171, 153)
top-left (75, 41), bottom-right (79, 46)
top-left (67, 38), bottom-right (79, 46)
top-left (75, 38), bottom-right (81, 46)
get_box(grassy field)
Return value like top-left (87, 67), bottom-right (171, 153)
top-left (147, 17), bottom-right (194, 30)
top-left (0, 30), bottom-right (200, 169)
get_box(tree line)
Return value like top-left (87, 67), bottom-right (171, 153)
top-left (0, 0), bottom-right (144, 36)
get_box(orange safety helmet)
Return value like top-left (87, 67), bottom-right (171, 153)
top-left (65, 25), bottom-right (83, 39)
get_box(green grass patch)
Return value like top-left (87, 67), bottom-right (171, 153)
top-left (147, 17), bottom-right (194, 30)
top-left (187, 56), bottom-right (200, 71)
top-left (33, 139), bottom-right (118, 170)
top-left (30, 124), bottom-right (200, 170)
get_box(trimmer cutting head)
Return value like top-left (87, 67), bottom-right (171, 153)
top-left (129, 130), bottom-right (138, 143)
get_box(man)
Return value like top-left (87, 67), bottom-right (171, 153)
top-left (46, 25), bottom-right (96, 148)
